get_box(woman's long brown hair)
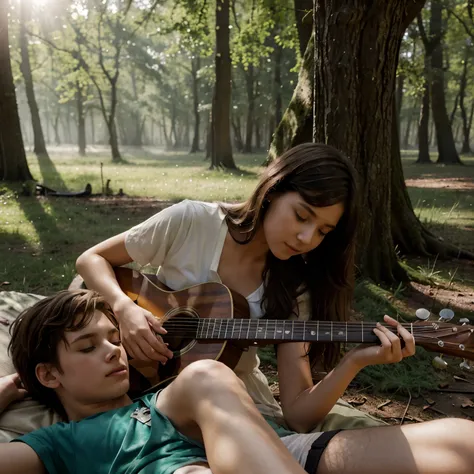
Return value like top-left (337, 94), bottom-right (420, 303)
top-left (221, 143), bottom-right (359, 370)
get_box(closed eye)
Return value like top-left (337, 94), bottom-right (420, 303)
top-left (295, 211), bottom-right (307, 223)
top-left (80, 346), bottom-right (95, 353)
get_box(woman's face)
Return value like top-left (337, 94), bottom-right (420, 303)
top-left (263, 191), bottom-right (344, 260)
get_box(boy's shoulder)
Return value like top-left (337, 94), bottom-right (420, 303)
top-left (12, 394), bottom-right (157, 473)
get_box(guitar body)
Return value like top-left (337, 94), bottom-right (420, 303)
top-left (115, 267), bottom-right (250, 391)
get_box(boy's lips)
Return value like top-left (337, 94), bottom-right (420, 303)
top-left (106, 365), bottom-right (128, 376)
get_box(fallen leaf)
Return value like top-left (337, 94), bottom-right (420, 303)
top-left (461, 402), bottom-right (474, 409)
top-left (425, 398), bottom-right (436, 406)
top-left (0, 281), bottom-right (10, 286)
top-left (348, 396), bottom-right (367, 406)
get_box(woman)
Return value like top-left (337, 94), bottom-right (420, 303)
top-left (76, 143), bottom-right (474, 474)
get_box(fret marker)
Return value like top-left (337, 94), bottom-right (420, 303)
top-left (338, 331), bottom-right (344, 336)
top-left (285, 330), bottom-right (290, 335)
top-left (277, 330), bottom-right (282, 334)
top-left (310, 331), bottom-right (316, 336)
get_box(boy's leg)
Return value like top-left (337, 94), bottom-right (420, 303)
top-left (157, 360), bottom-right (306, 474)
top-left (316, 418), bottom-right (474, 474)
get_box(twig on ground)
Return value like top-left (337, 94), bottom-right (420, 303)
top-left (400, 389), bottom-right (412, 425)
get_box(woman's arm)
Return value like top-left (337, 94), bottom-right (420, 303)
top-left (277, 342), bottom-right (361, 433)
top-left (277, 316), bottom-right (415, 433)
top-left (0, 443), bottom-right (45, 474)
top-left (76, 233), bottom-right (173, 362)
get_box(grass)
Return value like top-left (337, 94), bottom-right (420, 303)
top-left (1, 146), bottom-right (474, 396)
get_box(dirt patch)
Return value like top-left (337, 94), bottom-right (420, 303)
top-left (398, 281), bottom-right (474, 317)
top-left (405, 177), bottom-right (474, 190)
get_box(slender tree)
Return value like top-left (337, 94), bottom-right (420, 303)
top-left (0, 0), bottom-right (32, 181)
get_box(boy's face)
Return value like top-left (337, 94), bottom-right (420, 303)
top-left (51, 310), bottom-right (130, 406)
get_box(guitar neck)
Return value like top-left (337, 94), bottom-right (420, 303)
top-left (194, 319), bottom-right (393, 344)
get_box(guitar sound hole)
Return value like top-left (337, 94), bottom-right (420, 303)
top-left (162, 312), bottom-right (198, 357)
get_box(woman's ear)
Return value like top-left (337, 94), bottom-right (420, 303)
top-left (35, 363), bottom-right (61, 389)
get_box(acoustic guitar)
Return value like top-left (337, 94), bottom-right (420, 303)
top-left (113, 267), bottom-right (474, 392)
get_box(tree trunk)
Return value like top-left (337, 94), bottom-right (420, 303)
top-left (255, 117), bottom-right (262, 150)
top-left (243, 64), bottom-right (255, 153)
top-left (53, 111), bottom-right (61, 146)
top-left (417, 59), bottom-right (431, 163)
top-left (396, 73), bottom-right (404, 133)
top-left (274, 40), bottom-right (283, 127)
top-left (450, 92), bottom-right (459, 126)
top-left (267, 0), bottom-right (472, 283)
top-left (89, 108), bottom-right (95, 145)
top-left (76, 82), bottom-right (86, 156)
top-left (211, 0), bottom-right (236, 169)
top-left (232, 116), bottom-right (244, 152)
top-left (459, 45), bottom-right (472, 154)
top-left (19, 0), bottom-right (49, 159)
top-left (130, 69), bottom-right (143, 148)
top-left (294, 0), bottom-right (313, 57)
top-left (206, 111), bottom-right (212, 159)
top-left (312, 2), bottom-right (412, 281)
top-left (190, 56), bottom-right (201, 153)
top-left (0, 0), bottom-right (32, 181)
top-left (267, 32), bottom-right (313, 163)
top-left (429, 0), bottom-right (461, 164)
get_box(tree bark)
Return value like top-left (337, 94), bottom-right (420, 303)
top-left (243, 64), bottom-right (255, 153)
top-left (266, 33), bottom-right (313, 164)
top-left (19, 0), bottom-right (49, 159)
top-left (417, 58), bottom-right (432, 163)
top-left (459, 44), bottom-right (472, 154)
top-left (76, 82), bottom-right (86, 156)
top-left (0, 0), bottom-right (32, 181)
top-left (429, 0), bottom-right (461, 164)
top-left (396, 73), bottom-right (404, 134)
top-left (130, 69), bottom-right (143, 148)
top-left (274, 40), bottom-right (283, 127)
top-left (312, 2), bottom-right (412, 281)
top-left (294, 0), bottom-right (313, 58)
top-left (402, 102), bottom-right (417, 149)
top-left (232, 116), bottom-right (244, 152)
top-left (211, 0), bottom-right (236, 169)
top-left (190, 56), bottom-right (201, 153)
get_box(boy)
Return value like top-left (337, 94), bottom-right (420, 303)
top-left (0, 289), bottom-right (306, 474)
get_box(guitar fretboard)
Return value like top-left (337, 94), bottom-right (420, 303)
top-left (192, 319), bottom-right (405, 343)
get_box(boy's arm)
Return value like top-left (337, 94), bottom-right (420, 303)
top-left (0, 375), bottom-right (45, 472)
top-left (0, 443), bottom-right (46, 474)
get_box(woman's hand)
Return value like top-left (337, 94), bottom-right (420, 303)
top-left (346, 315), bottom-right (416, 370)
top-left (0, 374), bottom-right (27, 413)
top-left (113, 298), bottom-right (173, 363)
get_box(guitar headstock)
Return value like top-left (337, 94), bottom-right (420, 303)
top-left (414, 308), bottom-right (474, 369)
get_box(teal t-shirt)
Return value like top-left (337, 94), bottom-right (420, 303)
top-left (14, 393), bottom-right (207, 474)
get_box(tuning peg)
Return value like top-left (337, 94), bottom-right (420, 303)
top-left (432, 355), bottom-right (448, 370)
top-left (416, 308), bottom-right (430, 320)
top-left (439, 308), bottom-right (455, 321)
top-left (460, 359), bottom-right (472, 371)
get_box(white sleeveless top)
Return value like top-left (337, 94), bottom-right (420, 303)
top-left (125, 200), bottom-right (310, 423)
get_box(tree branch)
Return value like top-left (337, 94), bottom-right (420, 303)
top-left (448, 8), bottom-right (474, 40)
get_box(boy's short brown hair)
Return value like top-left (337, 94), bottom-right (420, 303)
top-left (8, 289), bottom-right (116, 419)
